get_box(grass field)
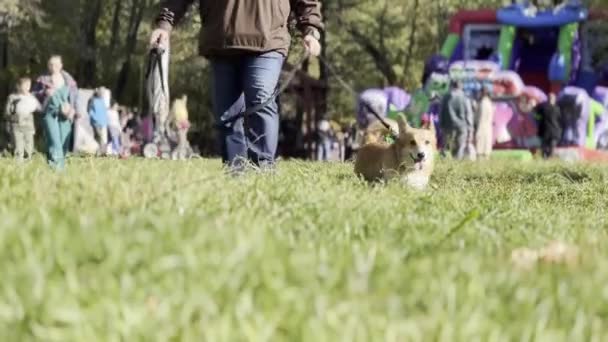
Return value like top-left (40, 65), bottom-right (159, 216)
top-left (1, 156), bottom-right (607, 341)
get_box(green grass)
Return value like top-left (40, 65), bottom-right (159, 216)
top-left (1, 157), bottom-right (608, 341)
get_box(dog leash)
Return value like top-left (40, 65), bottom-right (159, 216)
top-left (145, 45), bottom-right (168, 96)
top-left (218, 51), bottom-right (311, 127)
top-left (206, 50), bottom-right (397, 141)
top-left (317, 56), bottom-right (399, 139)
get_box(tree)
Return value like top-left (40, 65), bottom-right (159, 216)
top-left (77, 0), bottom-right (104, 87)
top-left (114, 0), bottom-right (149, 102)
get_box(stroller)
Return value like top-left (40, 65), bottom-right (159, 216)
top-left (143, 40), bottom-right (193, 159)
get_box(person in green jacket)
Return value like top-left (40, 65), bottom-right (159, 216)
top-left (33, 55), bottom-right (78, 170)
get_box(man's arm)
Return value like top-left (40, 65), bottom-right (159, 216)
top-left (155, 0), bottom-right (196, 31)
top-left (291, 0), bottom-right (324, 36)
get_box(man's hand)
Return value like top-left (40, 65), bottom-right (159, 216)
top-left (150, 28), bottom-right (170, 48)
top-left (303, 34), bottom-right (321, 57)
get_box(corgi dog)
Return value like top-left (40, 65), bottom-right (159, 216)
top-left (354, 114), bottom-right (437, 189)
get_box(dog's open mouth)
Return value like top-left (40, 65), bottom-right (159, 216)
top-left (410, 153), bottom-right (425, 170)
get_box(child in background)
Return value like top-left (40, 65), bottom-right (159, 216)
top-left (107, 102), bottom-right (122, 155)
top-left (475, 87), bottom-right (495, 159)
top-left (171, 95), bottom-right (191, 160)
top-left (4, 77), bottom-right (41, 160)
top-left (88, 88), bottom-right (109, 155)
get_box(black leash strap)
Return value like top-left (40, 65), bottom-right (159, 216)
top-left (318, 56), bottom-right (398, 138)
top-left (146, 46), bottom-right (167, 96)
top-left (218, 51), bottom-right (310, 127)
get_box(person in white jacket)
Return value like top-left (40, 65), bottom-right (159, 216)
top-left (5, 77), bottom-right (41, 160)
top-left (107, 102), bottom-right (122, 154)
top-left (475, 87), bottom-right (495, 159)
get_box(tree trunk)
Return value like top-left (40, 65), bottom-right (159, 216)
top-left (0, 28), bottom-right (9, 151)
top-left (104, 0), bottom-right (123, 88)
top-left (402, 0), bottom-right (420, 84)
top-left (317, 2), bottom-right (329, 119)
top-left (334, 0), bottom-right (396, 85)
top-left (436, 0), bottom-right (448, 51)
top-left (114, 0), bottom-right (146, 103)
top-left (0, 29), bottom-right (8, 96)
top-left (79, 0), bottom-right (103, 87)
top-left (109, 0), bottom-right (122, 52)
top-left (346, 24), bottom-right (397, 85)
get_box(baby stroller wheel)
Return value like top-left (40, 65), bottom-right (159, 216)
top-left (143, 143), bottom-right (159, 159)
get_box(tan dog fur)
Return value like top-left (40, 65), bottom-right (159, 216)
top-left (354, 115), bottom-right (437, 189)
top-left (363, 118), bottom-right (399, 145)
top-left (351, 118), bottom-right (400, 147)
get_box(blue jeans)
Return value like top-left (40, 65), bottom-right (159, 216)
top-left (211, 51), bottom-right (285, 167)
top-left (109, 127), bottom-right (121, 153)
top-left (317, 138), bottom-right (332, 161)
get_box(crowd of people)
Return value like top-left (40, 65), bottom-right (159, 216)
top-left (2, 55), bottom-right (193, 169)
top-left (439, 80), bottom-right (562, 161)
top-left (315, 119), bottom-right (352, 162)
top-left (337, 78), bottom-right (567, 164)
top-left (82, 88), bottom-right (165, 159)
top-left (2, 0), bottom-right (324, 174)
top-left (440, 80), bottom-right (492, 161)
top-left (0, 55), bottom-right (566, 168)
top-left (1, 0), bottom-right (566, 169)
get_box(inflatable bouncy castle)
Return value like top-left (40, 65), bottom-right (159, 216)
top-left (436, 2), bottom-right (607, 93)
top-left (415, 0), bottom-right (608, 160)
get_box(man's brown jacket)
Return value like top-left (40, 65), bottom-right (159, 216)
top-left (157, 0), bottom-right (323, 56)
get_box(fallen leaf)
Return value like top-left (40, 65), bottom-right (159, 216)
top-left (511, 247), bottom-right (539, 270)
top-left (539, 240), bottom-right (579, 266)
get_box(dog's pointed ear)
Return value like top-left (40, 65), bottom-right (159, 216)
top-left (396, 113), bottom-right (411, 135)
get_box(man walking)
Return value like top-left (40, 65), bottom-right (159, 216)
top-left (151, 0), bottom-right (323, 173)
top-left (440, 80), bottom-right (474, 160)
